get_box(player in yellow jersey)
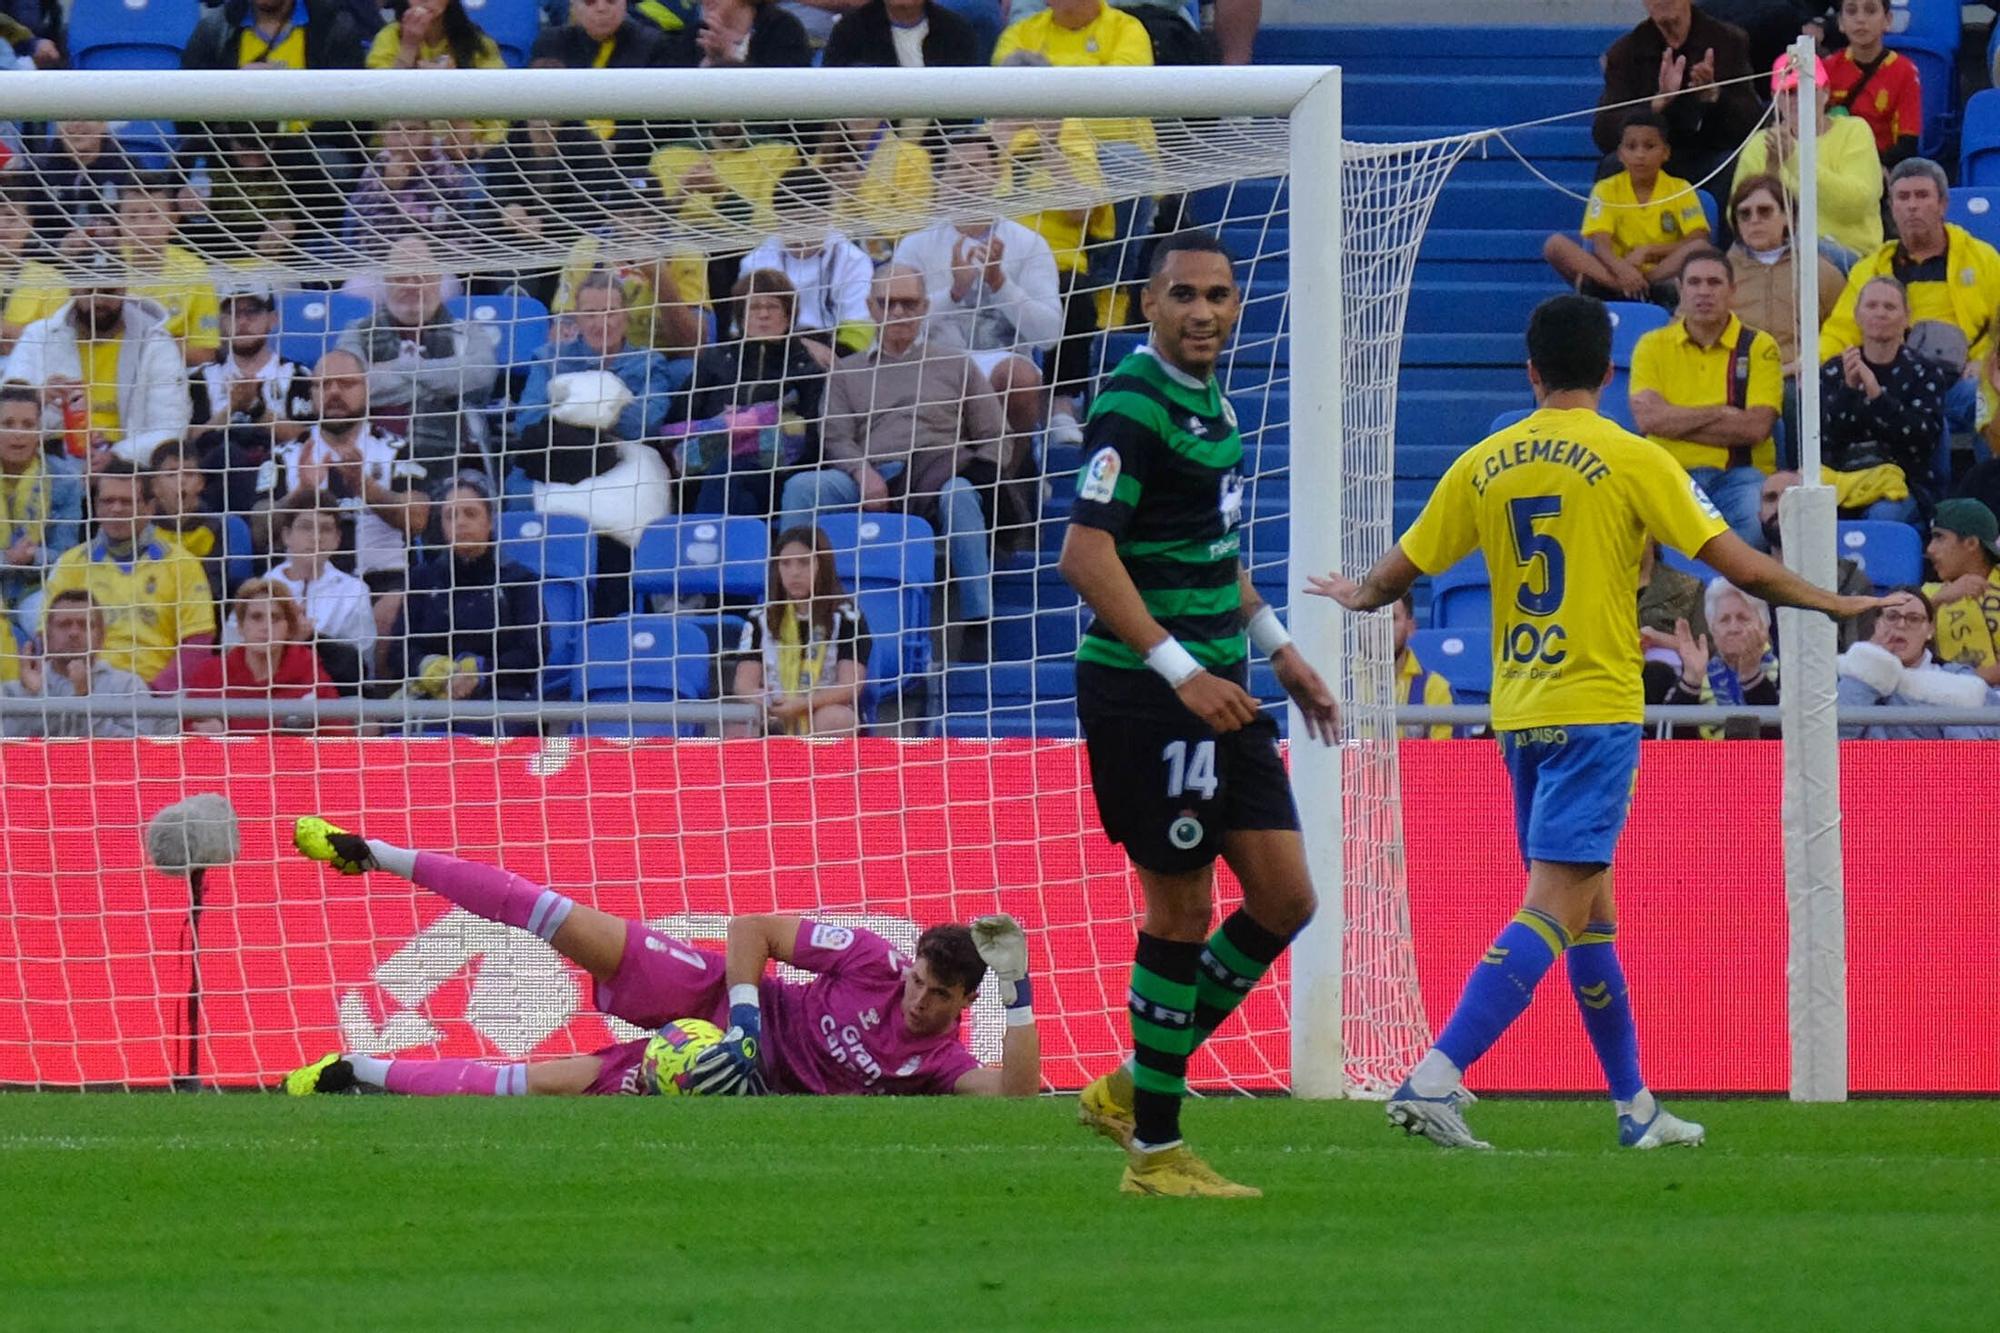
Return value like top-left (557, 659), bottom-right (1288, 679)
top-left (1310, 295), bottom-right (1888, 1150)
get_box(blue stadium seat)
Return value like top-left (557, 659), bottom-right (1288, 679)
top-left (851, 585), bottom-right (905, 721)
top-left (814, 512), bottom-right (938, 680)
top-left (1885, 1), bottom-right (1961, 161)
top-left (446, 294), bottom-right (551, 370)
top-left (1948, 187), bottom-right (2000, 248)
top-left (1488, 408), bottom-right (1533, 433)
top-left (1658, 546), bottom-right (1720, 584)
top-left (499, 510), bottom-right (595, 582)
top-left (1429, 553), bottom-right (1491, 629)
top-left (631, 516), bottom-right (769, 603)
top-left (114, 121), bottom-right (179, 172)
top-left (275, 290), bottom-right (374, 369)
top-left (814, 512), bottom-right (937, 590)
top-left (1407, 628), bottom-right (1490, 702)
top-left (1837, 519), bottom-right (1923, 590)
top-left (462, 0), bottom-right (542, 67)
top-left (1606, 301), bottom-right (1670, 368)
top-left (221, 514), bottom-right (255, 595)
top-left (576, 616), bottom-right (713, 736)
top-left (69, 0), bottom-right (199, 71)
top-left (500, 511), bottom-right (596, 694)
top-left (1961, 91), bottom-right (2000, 186)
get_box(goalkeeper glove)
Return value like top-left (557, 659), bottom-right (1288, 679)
top-left (716, 983), bottom-right (767, 1093)
top-left (971, 913), bottom-right (1034, 1025)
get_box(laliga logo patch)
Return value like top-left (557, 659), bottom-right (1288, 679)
top-left (810, 923), bottom-right (855, 951)
top-left (1691, 477), bottom-right (1722, 521)
top-left (1661, 211), bottom-right (1679, 236)
top-left (1079, 447), bottom-right (1120, 504)
top-left (1168, 814), bottom-right (1205, 850)
top-left (1220, 398), bottom-right (1238, 431)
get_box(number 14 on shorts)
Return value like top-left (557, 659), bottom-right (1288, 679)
top-left (1163, 739), bottom-right (1218, 800)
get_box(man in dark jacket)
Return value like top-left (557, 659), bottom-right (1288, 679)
top-left (1592, 0), bottom-right (1760, 198)
top-left (531, 0), bottom-right (696, 68)
top-left (179, 0), bottom-right (367, 72)
top-left (824, 0), bottom-right (985, 69)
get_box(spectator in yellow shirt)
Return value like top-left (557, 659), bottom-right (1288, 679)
top-left (1819, 159), bottom-right (2000, 436)
top-left (1923, 497), bottom-right (2000, 685)
top-left (813, 119), bottom-right (936, 257)
top-left (116, 173), bottom-right (222, 369)
top-left (1394, 593), bottom-right (1456, 739)
top-left (0, 183), bottom-right (65, 356)
top-left (1630, 248), bottom-right (1785, 548)
top-left (41, 460), bottom-right (217, 686)
top-left (1544, 112), bottom-right (1709, 307)
top-left (366, 0), bottom-right (506, 69)
top-left (1730, 54), bottom-right (1882, 265)
top-left (993, 0), bottom-right (1154, 157)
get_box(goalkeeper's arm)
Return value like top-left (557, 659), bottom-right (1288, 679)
top-left (719, 914), bottom-right (804, 1087)
top-left (955, 914), bottom-right (1041, 1098)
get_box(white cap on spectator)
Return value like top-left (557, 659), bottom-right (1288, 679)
top-left (546, 370), bottom-right (634, 433)
top-left (217, 276), bottom-right (277, 309)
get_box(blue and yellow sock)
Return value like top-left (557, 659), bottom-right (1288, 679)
top-left (1430, 908), bottom-right (1571, 1076)
top-left (1566, 920), bottom-right (1643, 1103)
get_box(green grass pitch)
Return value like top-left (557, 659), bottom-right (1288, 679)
top-left (2, 1095), bottom-right (1995, 1331)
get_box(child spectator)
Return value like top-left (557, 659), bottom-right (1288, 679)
top-left (1393, 593), bottom-right (1454, 740)
top-left (181, 577), bottom-right (338, 733)
top-left (1825, 0), bottom-right (1921, 171)
top-left (259, 501), bottom-right (378, 691)
top-left (146, 437), bottom-right (230, 603)
top-left (1545, 112), bottom-right (1708, 307)
top-left (728, 524), bottom-right (870, 736)
top-left (1922, 498), bottom-right (2000, 685)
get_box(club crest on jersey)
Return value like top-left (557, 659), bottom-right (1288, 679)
top-left (896, 1056), bottom-right (923, 1077)
top-left (1218, 470), bottom-right (1245, 532)
top-left (1079, 447), bottom-right (1121, 504)
top-left (1220, 398), bottom-right (1238, 431)
top-left (809, 923), bottom-right (855, 951)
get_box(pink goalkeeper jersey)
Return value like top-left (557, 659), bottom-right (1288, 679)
top-left (760, 921), bottom-right (981, 1096)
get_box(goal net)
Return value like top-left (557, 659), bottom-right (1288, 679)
top-left (0, 67), bottom-right (1460, 1095)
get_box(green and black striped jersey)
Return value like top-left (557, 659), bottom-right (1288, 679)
top-left (1068, 346), bottom-right (1246, 672)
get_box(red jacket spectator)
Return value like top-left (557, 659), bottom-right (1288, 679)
top-left (181, 577), bottom-right (337, 732)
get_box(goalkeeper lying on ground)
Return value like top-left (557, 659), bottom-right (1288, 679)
top-left (283, 818), bottom-right (1040, 1099)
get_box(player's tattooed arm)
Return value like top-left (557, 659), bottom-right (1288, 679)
top-left (1306, 544), bottom-right (1423, 613)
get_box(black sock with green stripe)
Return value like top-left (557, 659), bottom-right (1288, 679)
top-left (1192, 908), bottom-right (1296, 1047)
top-left (1129, 932), bottom-right (1201, 1148)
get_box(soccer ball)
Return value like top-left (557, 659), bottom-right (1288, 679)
top-left (641, 1018), bottom-right (727, 1096)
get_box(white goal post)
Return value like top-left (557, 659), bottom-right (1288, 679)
top-left (0, 64), bottom-right (1456, 1097)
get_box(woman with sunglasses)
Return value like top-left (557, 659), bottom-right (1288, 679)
top-left (1726, 173), bottom-right (1844, 457)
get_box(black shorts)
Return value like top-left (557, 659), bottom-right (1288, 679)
top-left (1076, 662), bottom-right (1300, 874)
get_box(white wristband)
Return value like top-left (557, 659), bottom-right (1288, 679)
top-left (1145, 636), bottom-right (1205, 688)
top-left (1005, 1005), bottom-right (1037, 1028)
top-left (728, 984), bottom-right (760, 1010)
top-left (1246, 606), bottom-right (1292, 657)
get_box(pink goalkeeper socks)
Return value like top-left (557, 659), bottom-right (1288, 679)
top-left (410, 852), bottom-right (575, 943)
top-left (380, 1058), bottom-right (529, 1097)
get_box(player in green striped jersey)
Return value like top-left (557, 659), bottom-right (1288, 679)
top-left (1059, 230), bottom-right (1339, 1198)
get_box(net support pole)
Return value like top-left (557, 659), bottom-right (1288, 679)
top-left (1286, 67), bottom-right (1347, 1099)
top-left (1778, 32), bottom-right (1848, 1102)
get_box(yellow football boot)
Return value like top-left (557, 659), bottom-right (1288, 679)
top-left (284, 1052), bottom-right (355, 1096)
top-left (1077, 1065), bottom-right (1137, 1148)
top-left (293, 816), bottom-right (374, 875)
top-left (1119, 1143), bottom-right (1261, 1199)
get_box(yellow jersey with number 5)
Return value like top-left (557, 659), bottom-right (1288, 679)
top-left (1399, 406), bottom-right (1729, 730)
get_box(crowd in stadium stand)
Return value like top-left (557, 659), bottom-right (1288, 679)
top-left (0, 0), bottom-right (1994, 740)
top-left (0, 0), bottom-right (1244, 738)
